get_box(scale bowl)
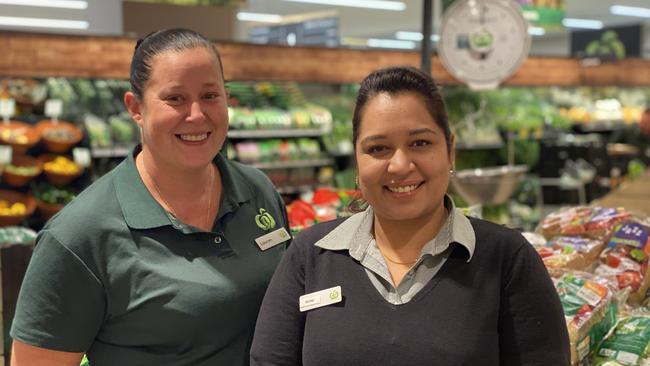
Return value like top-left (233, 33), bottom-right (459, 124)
top-left (451, 165), bottom-right (528, 206)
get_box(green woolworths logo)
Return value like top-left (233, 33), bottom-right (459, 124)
top-left (329, 289), bottom-right (339, 300)
top-left (255, 208), bottom-right (276, 230)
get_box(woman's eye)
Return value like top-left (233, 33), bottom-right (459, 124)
top-left (366, 145), bottom-right (387, 154)
top-left (165, 95), bottom-right (183, 104)
top-left (203, 93), bottom-right (219, 101)
top-left (412, 140), bottom-right (432, 147)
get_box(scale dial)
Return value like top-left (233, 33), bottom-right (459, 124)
top-left (439, 0), bottom-right (531, 90)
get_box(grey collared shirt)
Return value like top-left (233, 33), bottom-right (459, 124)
top-left (315, 196), bottom-right (476, 305)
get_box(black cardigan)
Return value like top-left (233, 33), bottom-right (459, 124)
top-left (251, 216), bottom-right (570, 366)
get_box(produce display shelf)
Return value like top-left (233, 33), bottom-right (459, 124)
top-left (227, 128), bottom-right (329, 139)
top-left (249, 158), bottom-right (334, 170)
top-left (90, 146), bottom-right (133, 158)
top-left (574, 120), bottom-right (625, 133)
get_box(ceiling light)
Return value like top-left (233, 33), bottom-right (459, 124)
top-left (610, 5), bottom-right (650, 18)
top-left (237, 12), bottom-right (282, 23)
top-left (0, 0), bottom-right (87, 9)
top-left (395, 31), bottom-right (439, 42)
top-left (528, 26), bottom-right (545, 36)
top-left (367, 38), bottom-right (415, 49)
top-left (283, 0), bottom-right (405, 11)
top-left (562, 18), bottom-right (603, 30)
top-left (0, 15), bottom-right (88, 29)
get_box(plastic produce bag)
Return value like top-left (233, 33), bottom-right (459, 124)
top-left (592, 315), bottom-right (650, 366)
top-left (553, 270), bottom-right (621, 365)
top-left (595, 219), bottom-right (650, 305)
top-left (535, 236), bottom-right (605, 271)
top-left (538, 206), bottom-right (631, 241)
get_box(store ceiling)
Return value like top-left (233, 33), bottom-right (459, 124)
top-left (236, 0), bottom-right (650, 55)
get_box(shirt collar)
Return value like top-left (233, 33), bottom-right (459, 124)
top-left (114, 145), bottom-right (254, 230)
top-left (315, 194), bottom-right (476, 262)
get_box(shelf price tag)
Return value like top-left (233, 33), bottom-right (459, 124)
top-left (0, 145), bottom-right (12, 166)
top-left (73, 147), bottom-right (91, 169)
top-left (44, 99), bottom-right (64, 122)
top-left (0, 99), bottom-right (16, 123)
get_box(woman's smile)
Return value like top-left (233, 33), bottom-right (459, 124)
top-left (176, 131), bottom-right (212, 143)
top-left (384, 181), bottom-right (424, 196)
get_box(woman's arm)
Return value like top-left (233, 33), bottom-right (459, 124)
top-left (11, 233), bottom-right (105, 361)
top-left (250, 234), bottom-right (308, 366)
top-left (11, 340), bottom-right (84, 366)
top-left (499, 238), bottom-right (571, 366)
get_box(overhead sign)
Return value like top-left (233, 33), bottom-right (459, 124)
top-left (572, 25), bottom-right (641, 63)
top-left (516, 0), bottom-right (565, 29)
top-left (250, 17), bottom-right (339, 47)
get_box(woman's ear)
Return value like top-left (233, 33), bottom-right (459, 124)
top-left (124, 91), bottom-right (144, 129)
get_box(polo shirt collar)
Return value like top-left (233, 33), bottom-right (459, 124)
top-left (114, 145), bottom-right (254, 230)
top-left (314, 194), bottom-right (476, 262)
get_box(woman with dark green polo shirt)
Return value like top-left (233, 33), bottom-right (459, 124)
top-left (10, 28), bottom-right (290, 366)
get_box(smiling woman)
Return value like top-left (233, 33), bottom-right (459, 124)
top-left (10, 28), bottom-right (291, 366)
top-left (251, 66), bottom-right (571, 366)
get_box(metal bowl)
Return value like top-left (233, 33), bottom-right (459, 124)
top-left (451, 165), bottom-right (528, 205)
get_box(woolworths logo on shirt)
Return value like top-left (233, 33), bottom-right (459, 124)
top-left (255, 208), bottom-right (276, 230)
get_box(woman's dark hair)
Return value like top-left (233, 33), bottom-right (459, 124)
top-left (129, 28), bottom-right (224, 99)
top-left (352, 66), bottom-right (451, 153)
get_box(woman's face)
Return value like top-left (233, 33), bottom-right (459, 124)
top-left (127, 47), bottom-right (228, 170)
top-left (355, 91), bottom-right (454, 222)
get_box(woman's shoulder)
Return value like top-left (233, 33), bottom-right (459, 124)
top-left (222, 158), bottom-right (273, 186)
top-left (466, 216), bottom-right (529, 254)
top-left (293, 217), bottom-right (348, 246)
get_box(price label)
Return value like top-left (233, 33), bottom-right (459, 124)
top-left (0, 145), bottom-right (12, 165)
top-left (0, 99), bottom-right (16, 119)
top-left (576, 286), bottom-right (602, 307)
top-left (616, 351), bottom-right (639, 365)
top-left (44, 99), bottom-right (63, 119)
top-left (73, 147), bottom-right (91, 168)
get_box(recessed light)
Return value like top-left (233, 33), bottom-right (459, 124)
top-left (283, 0), bottom-right (405, 11)
top-left (0, 0), bottom-right (87, 10)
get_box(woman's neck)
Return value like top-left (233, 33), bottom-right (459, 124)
top-left (136, 149), bottom-right (222, 231)
top-left (373, 203), bottom-right (448, 254)
top-left (137, 149), bottom-right (214, 196)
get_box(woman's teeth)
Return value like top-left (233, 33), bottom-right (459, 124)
top-left (178, 133), bottom-right (208, 142)
top-left (387, 184), bottom-right (418, 193)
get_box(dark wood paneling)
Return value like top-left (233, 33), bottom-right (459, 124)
top-left (1, 31), bottom-right (649, 86)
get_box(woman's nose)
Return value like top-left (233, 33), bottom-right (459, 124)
top-left (387, 149), bottom-right (414, 174)
top-left (186, 101), bottom-right (206, 123)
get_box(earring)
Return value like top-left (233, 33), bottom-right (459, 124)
top-left (449, 169), bottom-right (455, 176)
top-left (355, 176), bottom-right (359, 187)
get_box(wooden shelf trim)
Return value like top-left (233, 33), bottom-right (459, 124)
top-left (2, 31), bottom-right (649, 86)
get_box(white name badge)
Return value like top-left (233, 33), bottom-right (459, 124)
top-left (299, 286), bottom-right (342, 312)
top-left (254, 227), bottom-right (290, 251)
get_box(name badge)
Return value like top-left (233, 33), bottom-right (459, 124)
top-left (255, 227), bottom-right (290, 251)
top-left (299, 286), bottom-right (342, 312)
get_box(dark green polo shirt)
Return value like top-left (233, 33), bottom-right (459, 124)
top-left (11, 146), bottom-right (289, 366)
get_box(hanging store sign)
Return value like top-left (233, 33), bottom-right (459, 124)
top-left (572, 24), bottom-right (641, 64)
top-left (250, 17), bottom-right (339, 48)
top-left (516, 0), bottom-right (565, 29)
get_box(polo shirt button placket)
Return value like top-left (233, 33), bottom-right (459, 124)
top-left (214, 236), bottom-right (222, 244)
